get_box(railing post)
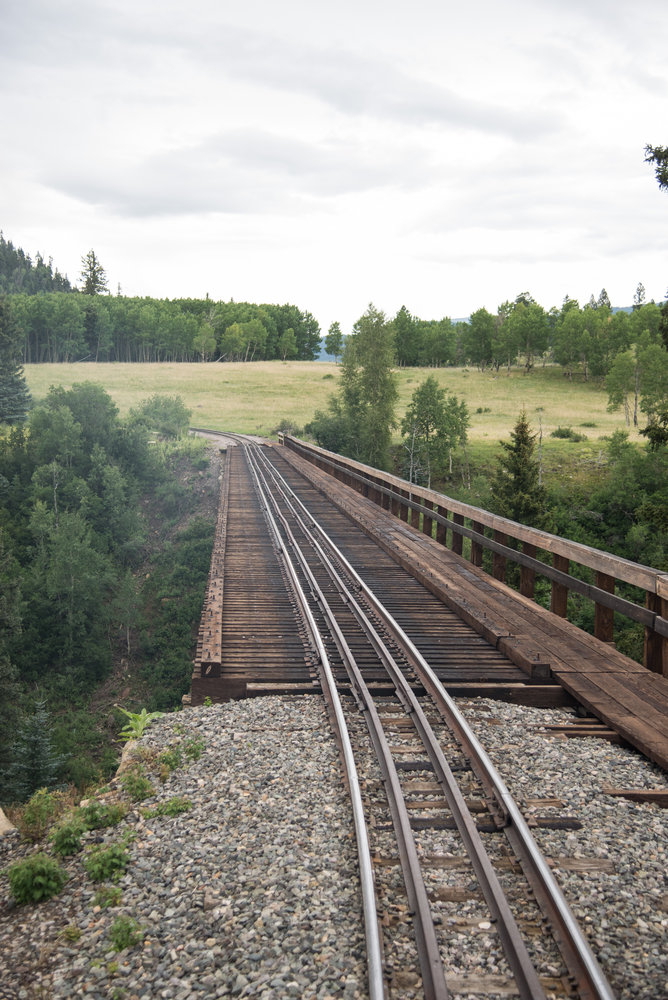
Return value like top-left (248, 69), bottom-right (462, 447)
top-left (594, 571), bottom-right (616, 644)
top-left (471, 521), bottom-right (484, 567)
top-left (422, 501), bottom-right (433, 540)
top-left (381, 481), bottom-right (391, 511)
top-left (436, 505), bottom-right (448, 547)
top-left (550, 554), bottom-right (570, 617)
top-left (391, 490), bottom-right (401, 518)
top-left (520, 542), bottom-right (537, 599)
top-left (645, 577), bottom-right (668, 676)
top-left (452, 512), bottom-right (464, 556)
top-left (492, 530), bottom-right (507, 582)
top-left (400, 489), bottom-right (410, 522)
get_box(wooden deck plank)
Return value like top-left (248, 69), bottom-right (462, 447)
top-left (281, 447), bottom-right (668, 772)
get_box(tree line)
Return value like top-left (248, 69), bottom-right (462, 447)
top-left (0, 383), bottom-right (212, 801)
top-left (2, 234), bottom-right (667, 379)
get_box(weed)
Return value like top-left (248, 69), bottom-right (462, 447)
top-left (50, 819), bottom-right (84, 856)
top-left (203, 696), bottom-right (212, 707)
top-left (120, 766), bottom-right (153, 802)
top-left (83, 843), bottom-right (129, 882)
top-left (93, 885), bottom-right (123, 908)
top-left (158, 746), bottom-right (183, 773)
top-left (115, 706), bottom-right (164, 741)
top-left (184, 737), bottom-right (205, 761)
top-left (60, 924), bottom-right (82, 942)
top-left (143, 797), bottom-right (192, 819)
top-left (78, 800), bottom-right (127, 830)
top-left (8, 853), bottom-right (67, 904)
top-left (109, 915), bottom-right (143, 952)
top-left (16, 788), bottom-right (69, 843)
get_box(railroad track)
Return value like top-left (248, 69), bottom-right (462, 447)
top-left (209, 437), bottom-right (613, 1000)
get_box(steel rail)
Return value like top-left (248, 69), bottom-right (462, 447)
top-left (258, 445), bottom-right (617, 1000)
top-left (254, 444), bottom-right (552, 1000)
top-left (241, 446), bottom-right (386, 1000)
top-left (246, 445), bottom-right (451, 999)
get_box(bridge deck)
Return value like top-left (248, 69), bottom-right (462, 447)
top-left (280, 446), bottom-right (668, 773)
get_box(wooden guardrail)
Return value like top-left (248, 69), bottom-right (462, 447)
top-left (281, 436), bottom-right (668, 676)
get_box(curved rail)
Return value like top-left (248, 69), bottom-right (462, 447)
top-left (242, 442), bottom-right (386, 1000)
top-left (250, 441), bottom-right (617, 1000)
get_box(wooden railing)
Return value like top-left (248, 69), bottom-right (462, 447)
top-left (280, 435), bottom-right (668, 676)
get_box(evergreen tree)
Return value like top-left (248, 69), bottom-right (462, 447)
top-left (80, 249), bottom-right (108, 295)
top-left (0, 532), bottom-right (22, 797)
top-left (491, 411), bottom-right (553, 530)
top-left (0, 296), bottom-right (31, 423)
top-left (644, 144), bottom-right (668, 191)
top-left (4, 701), bottom-right (66, 802)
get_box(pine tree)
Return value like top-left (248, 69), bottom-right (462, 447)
top-left (79, 249), bottom-right (108, 295)
top-left (4, 701), bottom-right (66, 802)
top-left (0, 296), bottom-right (31, 423)
top-left (491, 411), bottom-right (553, 530)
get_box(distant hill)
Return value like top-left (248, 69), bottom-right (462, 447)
top-left (0, 232), bottom-right (74, 294)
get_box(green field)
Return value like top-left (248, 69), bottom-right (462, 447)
top-left (24, 361), bottom-right (641, 482)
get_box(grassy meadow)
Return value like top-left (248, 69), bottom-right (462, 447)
top-left (24, 360), bottom-right (641, 485)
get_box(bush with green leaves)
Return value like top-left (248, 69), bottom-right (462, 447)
top-left (109, 915), bottom-right (143, 951)
top-left (158, 746), bottom-right (183, 773)
top-left (78, 799), bottom-right (127, 830)
top-left (83, 843), bottom-right (129, 882)
top-left (8, 853), bottom-right (67, 904)
top-left (550, 426), bottom-right (588, 442)
top-left (120, 766), bottom-right (152, 802)
top-left (50, 818), bottom-right (84, 856)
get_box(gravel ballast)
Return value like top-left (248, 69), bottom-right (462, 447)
top-left (1, 695), bottom-right (667, 1000)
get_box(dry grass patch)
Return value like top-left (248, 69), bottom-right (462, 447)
top-left (24, 361), bottom-right (639, 445)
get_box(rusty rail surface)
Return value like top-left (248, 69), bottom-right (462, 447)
top-left (280, 435), bottom-right (668, 676)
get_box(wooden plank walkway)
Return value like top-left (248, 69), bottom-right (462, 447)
top-left (279, 446), bottom-right (668, 774)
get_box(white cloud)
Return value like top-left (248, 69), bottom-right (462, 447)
top-left (1, 0), bottom-right (667, 333)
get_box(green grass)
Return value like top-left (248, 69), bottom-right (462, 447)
top-left (24, 361), bottom-right (640, 453)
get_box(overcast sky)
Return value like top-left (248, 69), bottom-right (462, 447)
top-left (2, 0), bottom-right (667, 333)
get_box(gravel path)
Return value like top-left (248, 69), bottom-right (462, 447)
top-left (1, 695), bottom-right (667, 1000)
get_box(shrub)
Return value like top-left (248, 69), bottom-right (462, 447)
top-left (78, 800), bottom-right (127, 830)
top-left (50, 819), bottom-right (84, 856)
top-left (83, 843), bottom-right (129, 882)
top-left (17, 788), bottom-right (67, 842)
top-left (109, 915), bottom-right (143, 952)
top-left (8, 853), bottom-right (67, 904)
top-left (158, 747), bottom-right (183, 773)
top-left (550, 426), bottom-right (588, 442)
top-left (120, 767), bottom-right (152, 802)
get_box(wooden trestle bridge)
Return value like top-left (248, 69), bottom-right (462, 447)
top-left (187, 432), bottom-right (667, 1000)
top-left (191, 432), bottom-right (668, 773)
